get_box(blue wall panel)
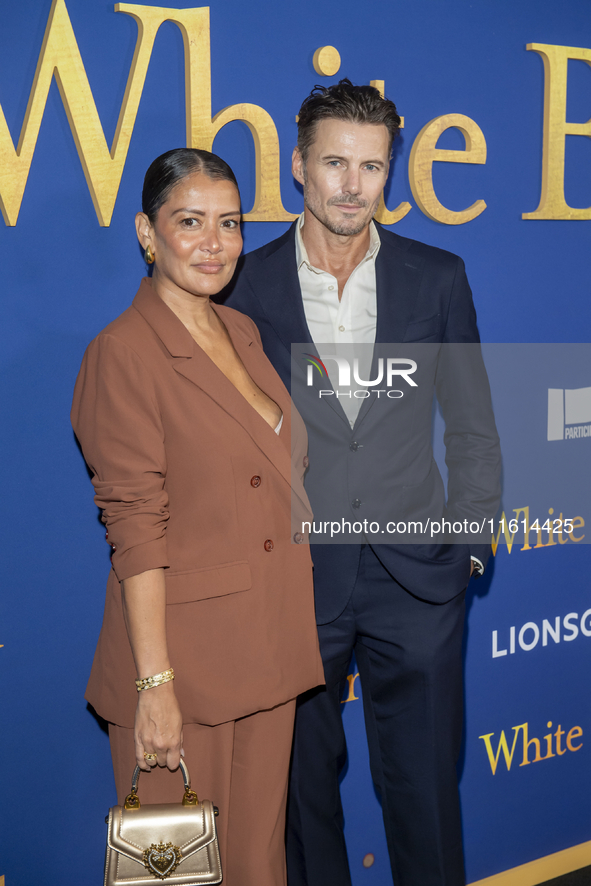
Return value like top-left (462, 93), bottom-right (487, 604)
top-left (1, 1), bottom-right (590, 883)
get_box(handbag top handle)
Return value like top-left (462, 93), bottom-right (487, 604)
top-left (124, 758), bottom-right (199, 810)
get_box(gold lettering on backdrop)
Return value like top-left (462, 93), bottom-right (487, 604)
top-left (566, 726), bottom-right (583, 751)
top-left (491, 507), bottom-right (530, 555)
top-left (178, 6), bottom-right (295, 221)
top-left (0, 0), bottom-right (171, 226)
top-left (10, 13), bottom-right (589, 226)
top-left (480, 721), bottom-right (583, 774)
top-left (313, 46), bottom-right (341, 78)
top-left (0, 1), bottom-right (294, 226)
top-left (341, 672), bottom-right (360, 703)
top-left (408, 113), bottom-right (487, 225)
top-left (490, 506), bottom-right (585, 556)
top-left (479, 725), bottom-right (524, 775)
top-left (369, 80), bottom-right (411, 225)
top-left (523, 44), bottom-right (591, 221)
top-left (568, 516), bottom-right (585, 543)
top-left (520, 723), bottom-right (544, 766)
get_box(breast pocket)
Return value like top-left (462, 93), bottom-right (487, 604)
top-left (404, 313), bottom-right (442, 342)
top-left (166, 560), bottom-right (252, 604)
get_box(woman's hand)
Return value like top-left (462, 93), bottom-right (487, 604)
top-left (120, 568), bottom-right (183, 771)
top-left (134, 680), bottom-right (184, 771)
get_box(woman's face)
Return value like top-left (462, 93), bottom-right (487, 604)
top-left (137, 172), bottom-right (242, 300)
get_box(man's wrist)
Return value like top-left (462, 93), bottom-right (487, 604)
top-left (470, 556), bottom-right (484, 577)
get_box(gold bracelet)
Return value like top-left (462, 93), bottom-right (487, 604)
top-left (135, 667), bottom-right (175, 692)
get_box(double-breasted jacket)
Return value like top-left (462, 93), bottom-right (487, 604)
top-left (72, 279), bottom-right (324, 727)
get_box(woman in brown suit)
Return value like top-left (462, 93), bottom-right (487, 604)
top-left (71, 149), bottom-right (323, 886)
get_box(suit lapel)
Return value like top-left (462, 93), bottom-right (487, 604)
top-left (354, 228), bottom-right (425, 430)
top-left (248, 224), bottom-right (312, 353)
top-left (374, 226), bottom-right (424, 345)
top-left (132, 279), bottom-right (296, 496)
top-left (211, 310), bottom-right (312, 513)
top-left (251, 223), bottom-right (349, 427)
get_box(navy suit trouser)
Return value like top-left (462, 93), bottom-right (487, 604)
top-left (286, 544), bottom-right (466, 886)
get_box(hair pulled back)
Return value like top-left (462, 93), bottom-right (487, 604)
top-left (297, 78), bottom-right (401, 162)
top-left (142, 148), bottom-right (240, 222)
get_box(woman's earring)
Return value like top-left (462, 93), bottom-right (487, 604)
top-left (145, 245), bottom-right (155, 264)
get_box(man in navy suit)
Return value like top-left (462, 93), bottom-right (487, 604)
top-left (224, 80), bottom-right (501, 886)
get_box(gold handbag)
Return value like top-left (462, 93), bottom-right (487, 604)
top-left (104, 758), bottom-right (222, 885)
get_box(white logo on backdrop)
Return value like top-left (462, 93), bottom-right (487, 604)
top-left (492, 608), bottom-right (591, 659)
top-left (547, 386), bottom-right (591, 440)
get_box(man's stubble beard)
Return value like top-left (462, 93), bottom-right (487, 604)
top-left (303, 197), bottom-right (369, 236)
top-left (302, 167), bottom-right (380, 237)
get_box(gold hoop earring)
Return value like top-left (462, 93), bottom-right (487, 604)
top-left (145, 245), bottom-right (155, 264)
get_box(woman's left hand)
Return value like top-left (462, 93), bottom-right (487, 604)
top-left (134, 680), bottom-right (184, 771)
top-left (120, 568), bottom-right (183, 770)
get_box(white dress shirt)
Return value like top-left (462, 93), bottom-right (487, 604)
top-left (296, 213), bottom-right (380, 427)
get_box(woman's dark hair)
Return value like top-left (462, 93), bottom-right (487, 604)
top-left (297, 78), bottom-right (401, 163)
top-left (142, 148), bottom-right (240, 222)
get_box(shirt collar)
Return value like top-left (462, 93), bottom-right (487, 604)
top-left (295, 212), bottom-right (381, 272)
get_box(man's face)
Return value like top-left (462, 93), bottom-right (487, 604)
top-left (293, 119), bottom-right (390, 236)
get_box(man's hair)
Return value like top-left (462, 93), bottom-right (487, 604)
top-left (297, 78), bottom-right (401, 162)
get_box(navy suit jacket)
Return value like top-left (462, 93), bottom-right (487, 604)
top-left (224, 222), bottom-right (501, 623)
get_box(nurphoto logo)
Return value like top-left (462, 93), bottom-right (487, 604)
top-left (305, 354), bottom-right (418, 400)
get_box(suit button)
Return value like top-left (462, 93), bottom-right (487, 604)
top-left (250, 475), bottom-right (261, 487)
top-left (303, 456), bottom-right (309, 468)
top-left (264, 539), bottom-right (274, 552)
top-left (293, 532), bottom-right (304, 544)
top-left (349, 442), bottom-right (360, 452)
top-left (352, 499), bottom-right (362, 509)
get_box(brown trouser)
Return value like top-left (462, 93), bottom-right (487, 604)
top-left (109, 698), bottom-right (296, 886)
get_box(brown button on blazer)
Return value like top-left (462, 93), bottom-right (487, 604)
top-left (71, 279), bottom-right (324, 728)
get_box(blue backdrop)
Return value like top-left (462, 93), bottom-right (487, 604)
top-left (1, 1), bottom-right (590, 884)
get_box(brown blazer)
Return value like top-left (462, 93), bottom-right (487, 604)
top-left (71, 279), bottom-right (324, 728)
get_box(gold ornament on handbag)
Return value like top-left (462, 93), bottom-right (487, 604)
top-left (104, 758), bottom-right (222, 885)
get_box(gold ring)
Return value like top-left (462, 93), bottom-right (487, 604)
top-left (143, 752), bottom-right (157, 762)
